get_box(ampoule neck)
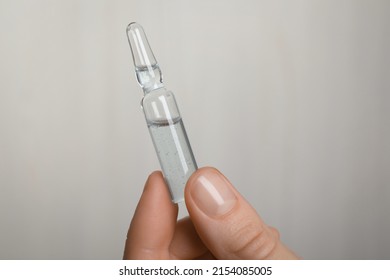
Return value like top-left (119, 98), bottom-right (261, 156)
top-left (135, 63), bottom-right (165, 94)
top-left (144, 86), bottom-right (168, 96)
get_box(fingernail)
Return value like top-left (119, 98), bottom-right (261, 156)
top-left (190, 169), bottom-right (237, 217)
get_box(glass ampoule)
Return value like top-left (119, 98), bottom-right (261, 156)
top-left (126, 22), bottom-right (197, 203)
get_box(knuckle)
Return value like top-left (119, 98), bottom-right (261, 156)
top-left (269, 226), bottom-right (280, 240)
top-left (228, 220), bottom-right (279, 259)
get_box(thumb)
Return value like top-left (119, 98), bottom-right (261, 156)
top-left (185, 167), bottom-right (298, 260)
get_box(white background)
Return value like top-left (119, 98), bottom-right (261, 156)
top-left (0, 0), bottom-right (389, 259)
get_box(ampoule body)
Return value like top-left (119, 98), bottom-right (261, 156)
top-left (127, 23), bottom-right (197, 203)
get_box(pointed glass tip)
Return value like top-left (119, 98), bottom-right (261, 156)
top-left (126, 22), bottom-right (163, 94)
top-left (126, 22), bottom-right (157, 69)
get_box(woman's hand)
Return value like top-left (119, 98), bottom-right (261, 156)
top-left (123, 167), bottom-right (298, 259)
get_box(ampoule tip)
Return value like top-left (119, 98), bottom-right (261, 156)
top-left (126, 22), bottom-right (157, 69)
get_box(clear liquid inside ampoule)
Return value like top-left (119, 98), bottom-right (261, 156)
top-left (147, 117), bottom-right (197, 203)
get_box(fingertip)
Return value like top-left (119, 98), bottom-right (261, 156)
top-left (140, 170), bottom-right (176, 210)
top-left (142, 170), bottom-right (173, 203)
top-left (149, 170), bottom-right (164, 179)
top-left (144, 170), bottom-right (163, 190)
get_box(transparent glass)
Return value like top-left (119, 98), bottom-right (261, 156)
top-left (127, 22), bottom-right (197, 203)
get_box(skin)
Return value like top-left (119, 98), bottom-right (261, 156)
top-left (123, 167), bottom-right (299, 260)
